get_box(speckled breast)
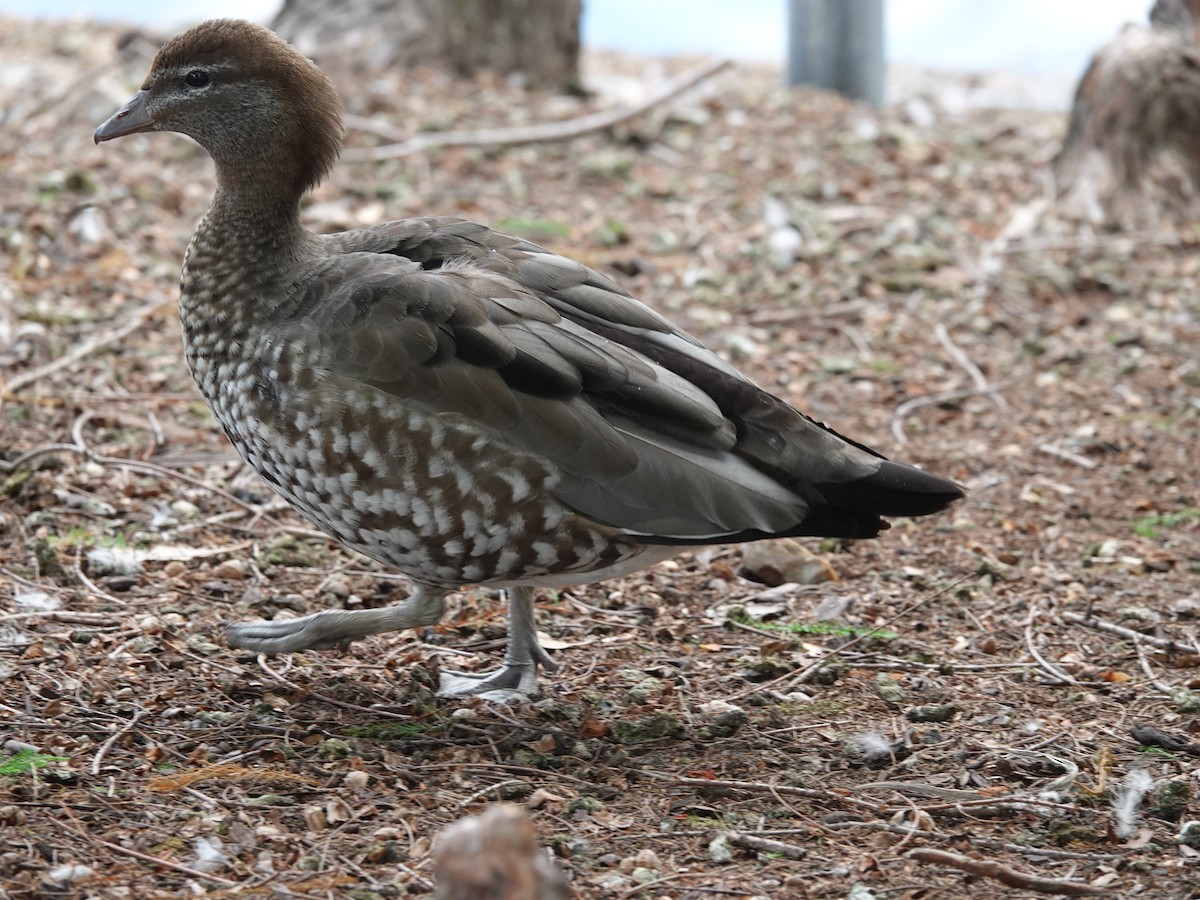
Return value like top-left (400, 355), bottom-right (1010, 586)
top-left (178, 284), bottom-right (643, 590)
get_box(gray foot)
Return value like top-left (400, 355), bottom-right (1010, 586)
top-left (436, 586), bottom-right (556, 700)
top-left (223, 587), bottom-right (447, 654)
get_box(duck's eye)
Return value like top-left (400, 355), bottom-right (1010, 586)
top-left (184, 70), bottom-right (210, 88)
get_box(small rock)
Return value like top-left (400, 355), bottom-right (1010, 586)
top-left (1180, 821), bottom-right (1200, 849)
top-left (317, 738), bottom-right (353, 759)
top-left (709, 833), bottom-right (735, 863)
top-left (630, 867), bottom-right (660, 884)
top-left (906, 704), bottom-right (958, 723)
top-left (171, 499), bottom-right (200, 519)
top-left (610, 713), bottom-right (684, 743)
top-left (14, 589), bottom-right (58, 612)
top-left (741, 538), bottom-right (837, 587)
top-left (767, 226), bottom-right (803, 270)
top-left (632, 848), bottom-right (661, 870)
top-left (812, 595), bottom-right (851, 621)
top-left (875, 675), bottom-right (905, 704)
top-left (212, 559), bottom-right (247, 581)
top-left (343, 770), bottom-right (370, 793)
top-left (87, 545), bottom-right (142, 576)
top-left (695, 699), bottom-right (747, 740)
top-left (47, 864), bottom-right (93, 884)
top-left (67, 206), bottom-right (110, 246)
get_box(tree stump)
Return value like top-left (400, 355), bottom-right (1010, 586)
top-left (1053, 0), bottom-right (1200, 225)
top-left (272, 0), bottom-right (581, 91)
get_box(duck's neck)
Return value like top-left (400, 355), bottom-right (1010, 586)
top-left (203, 175), bottom-right (311, 262)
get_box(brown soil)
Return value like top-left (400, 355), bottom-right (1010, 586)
top-left (1, 17), bottom-right (1199, 900)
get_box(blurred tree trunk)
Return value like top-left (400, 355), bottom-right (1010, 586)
top-left (272, 0), bottom-right (582, 91)
top-left (1054, 0), bottom-right (1200, 225)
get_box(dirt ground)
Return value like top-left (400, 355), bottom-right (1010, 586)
top-left (2, 16), bottom-right (1200, 900)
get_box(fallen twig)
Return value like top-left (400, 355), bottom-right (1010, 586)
top-left (639, 771), bottom-right (882, 815)
top-left (723, 574), bottom-right (972, 701)
top-left (997, 231), bottom-right (1184, 255)
top-left (0, 297), bottom-right (168, 411)
top-left (907, 847), bottom-right (1110, 895)
top-left (1025, 602), bottom-right (1078, 684)
top-left (90, 705), bottom-right (146, 776)
top-left (890, 386), bottom-right (1003, 445)
top-left (1133, 639), bottom-right (1175, 694)
top-left (0, 411), bottom-right (259, 517)
top-left (343, 58), bottom-right (731, 162)
top-left (453, 779), bottom-right (530, 812)
top-left (1062, 611), bottom-right (1196, 654)
top-left (57, 816), bottom-right (239, 888)
top-left (1036, 442), bottom-right (1098, 469)
top-left (723, 831), bottom-right (806, 860)
top-left (935, 323), bottom-right (1005, 408)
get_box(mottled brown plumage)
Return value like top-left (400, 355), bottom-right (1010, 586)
top-left (96, 20), bottom-right (963, 698)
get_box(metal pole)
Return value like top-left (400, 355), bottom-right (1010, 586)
top-left (788, 0), bottom-right (885, 106)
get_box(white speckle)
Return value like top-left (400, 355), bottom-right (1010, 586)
top-left (531, 541), bottom-right (558, 565)
top-left (411, 498), bottom-right (431, 529)
top-left (499, 470), bottom-right (531, 502)
top-left (455, 468), bottom-right (475, 495)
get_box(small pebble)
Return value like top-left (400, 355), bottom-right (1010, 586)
top-left (212, 559), bottom-right (247, 581)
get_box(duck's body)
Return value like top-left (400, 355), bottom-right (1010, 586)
top-left (97, 20), bottom-right (963, 698)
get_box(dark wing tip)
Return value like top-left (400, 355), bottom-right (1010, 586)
top-left (833, 460), bottom-right (965, 520)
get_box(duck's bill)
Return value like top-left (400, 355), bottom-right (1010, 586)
top-left (94, 90), bottom-right (156, 143)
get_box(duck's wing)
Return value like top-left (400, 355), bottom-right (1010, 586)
top-left (286, 217), bottom-right (961, 541)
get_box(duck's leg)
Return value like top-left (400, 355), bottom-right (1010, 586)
top-left (438, 586), bottom-right (556, 699)
top-left (223, 586), bottom-right (448, 654)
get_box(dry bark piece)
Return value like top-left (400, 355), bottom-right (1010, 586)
top-left (433, 804), bottom-right (569, 900)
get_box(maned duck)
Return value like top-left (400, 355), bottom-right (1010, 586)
top-left (95, 19), bottom-right (963, 699)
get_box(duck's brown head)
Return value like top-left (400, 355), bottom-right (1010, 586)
top-left (96, 19), bottom-right (343, 197)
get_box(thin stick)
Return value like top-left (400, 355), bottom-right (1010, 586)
top-left (890, 386), bottom-right (1003, 444)
top-left (1, 298), bottom-right (167, 409)
top-left (0, 418), bottom-right (260, 516)
top-left (723, 574), bottom-right (972, 702)
top-left (638, 771), bottom-right (883, 815)
top-left (907, 847), bottom-right (1110, 896)
top-left (1133, 639), bottom-right (1175, 694)
top-left (1024, 603), bottom-right (1077, 685)
top-left (1036, 443), bottom-right (1097, 470)
top-left (935, 323), bottom-right (1005, 408)
top-left (343, 58), bottom-right (731, 162)
top-left (723, 831), bottom-right (806, 860)
top-left (91, 706), bottom-right (146, 776)
top-left (997, 231), bottom-right (1182, 255)
top-left (453, 779), bottom-right (528, 812)
top-left (56, 815), bottom-right (239, 888)
top-left (1062, 611), bottom-right (1196, 653)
